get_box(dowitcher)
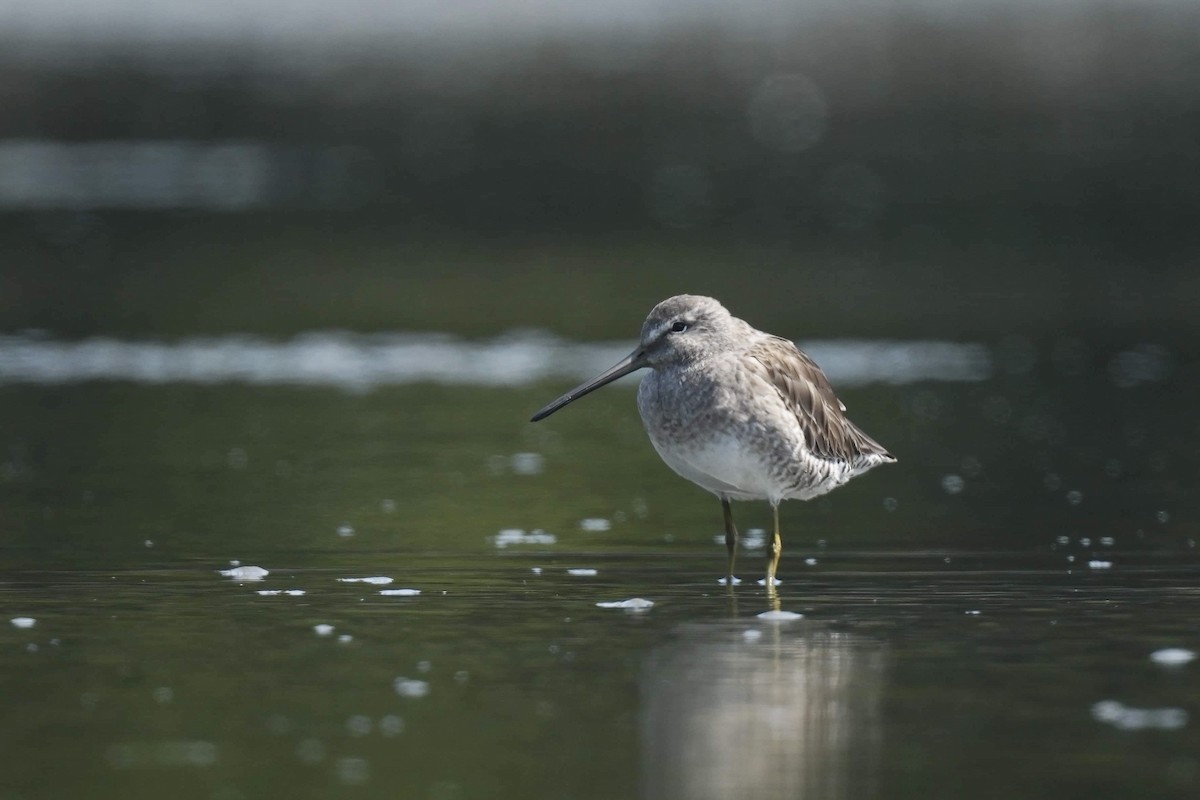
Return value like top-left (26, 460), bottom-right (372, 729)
top-left (531, 294), bottom-right (895, 586)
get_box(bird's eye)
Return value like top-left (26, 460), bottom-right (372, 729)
top-left (671, 321), bottom-right (689, 333)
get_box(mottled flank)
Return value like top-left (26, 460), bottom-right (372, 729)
top-left (531, 294), bottom-right (895, 583)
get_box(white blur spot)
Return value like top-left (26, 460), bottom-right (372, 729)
top-left (804, 558), bottom-right (818, 566)
top-left (295, 738), bottom-right (326, 765)
top-left (579, 518), bottom-right (611, 532)
top-left (345, 715), bottom-right (372, 736)
top-left (313, 624), bottom-right (335, 636)
top-left (218, 565), bottom-right (269, 580)
top-left (1088, 560), bottom-right (1112, 570)
top-left (1157, 510), bottom-right (1171, 523)
top-left (1079, 537), bottom-right (1092, 547)
top-left (394, 678), bottom-right (430, 698)
top-left (337, 634), bottom-right (353, 644)
top-left (965, 610), bottom-right (982, 616)
top-left (1067, 490), bottom-right (1083, 506)
top-left (567, 568), bottom-right (598, 577)
top-left (941, 474), bottom-right (965, 495)
top-left (338, 577), bottom-right (393, 585)
top-left (106, 740), bottom-right (217, 769)
top-left (883, 497), bottom-right (898, 512)
top-left (379, 714), bottom-right (405, 736)
top-left (379, 588), bottom-right (420, 597)
top-left (1108, 344), bottom-right (1172, 388)
top-left (1150, 648), bottom-right (1196, 667)
top-left (144, 539), bottom-right (154, 548)
top-left (380, 499), bottom-right (396, 513)
top-left (153, 687), bottom-right (174, 704)
top-left (1056, 536), bottom-right (1070, 545)
top-left (1100, 537), bottom-right (1115, 546)
top-left (335, 756), bottom-right (370, 786)
top-left (10, 617), bottom-right (35, 629)
top-left (510, 452), bottom-right (544, 475)
top-left (742, 629), bottom-right (763, 642)
top-left (531, 567), bottom-right (543, 575)
top-left (493, 528), bottom-right (556, 548)
top-left (1092, 700), bottom-right (1188, 731)
top-left (336, 524), bottom-right (355, 537)
top-left (257, 589), bottom-right (305, 596)
top-left (757, 610), bottom-right (804, 621)
top-left (595, 598), bottom-right (654, 610)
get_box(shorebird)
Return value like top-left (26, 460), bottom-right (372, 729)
top-left (530, 294), bottom-right (895, 586)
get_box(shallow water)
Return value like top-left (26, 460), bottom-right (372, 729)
top-left (1, 337), bottom-right (1198, 799)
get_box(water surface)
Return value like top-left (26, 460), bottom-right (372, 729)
top-left (1, 337), bottom-right (1197, 799)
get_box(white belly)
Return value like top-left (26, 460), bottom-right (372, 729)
top-left (649, 433), bottom-right (787, 503)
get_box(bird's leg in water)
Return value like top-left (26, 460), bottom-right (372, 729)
top-left (721, 498), bottom-right (738, 586)
top-left (766, 503), bottom-right (783, 587)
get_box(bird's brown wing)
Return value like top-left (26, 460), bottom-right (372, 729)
top-left (746, 336), bottom-right (895, 462)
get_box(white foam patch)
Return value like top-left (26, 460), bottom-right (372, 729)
top-left (1088, 560), bottom-right (1113, 570)
top-left (257, 589), bottom-right (306, 596)
top-left (493, 529), bottom-right (556, 548)
top-left (1092, 700), bottom-right (1188, 731)
top-left (757, 610), bottom-right (804, 621)
top-left (1150, 648), bottom-right (1196, 667)
top-left (567, 568), bottom-right (598, 577)
top-left (313, 624), bottom-right (335, 636)
top-left (10, 617), bottom-right (36, 629)
top-left (580, 518), bottom-right (611, 532)
top-left (379, 589), bottom-right (421, 597)
top-left (218, 565), bottom-right (269, 580)
top-left (595, 598), bottom-right (654, 610)
top-left (337, 577), bottom-right (393, 585)
top-left (0, 332), bottom-right (992, 389)
top-left (394, 678), bottom-right (430, 698)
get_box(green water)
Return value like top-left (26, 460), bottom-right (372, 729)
top-left (1, 365), bottom-right (1199, 799)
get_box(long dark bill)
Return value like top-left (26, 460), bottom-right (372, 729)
top-left (530, 349), bottom-right (647, 422)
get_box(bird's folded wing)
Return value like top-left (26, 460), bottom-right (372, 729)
top-left (746, 337), bottom-right (894, 462)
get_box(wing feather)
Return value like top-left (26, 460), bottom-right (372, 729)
top-left (747, 337), bottom-right (895, 463)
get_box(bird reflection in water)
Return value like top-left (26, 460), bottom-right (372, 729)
top-left (641, 622), bottom-right (884, 800)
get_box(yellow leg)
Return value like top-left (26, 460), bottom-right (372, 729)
top-left (766, 503), bottom-right (783, 586)
top-left (721, 498), bottom-right (738, 586)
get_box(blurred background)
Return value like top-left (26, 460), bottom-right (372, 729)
top-left (2, 0), bottom-right (1198, 341)
top-left (3, 5), bottom-right (1200, 800)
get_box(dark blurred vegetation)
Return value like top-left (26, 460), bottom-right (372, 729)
top-left (1, 4), bottom-right (1199, 341)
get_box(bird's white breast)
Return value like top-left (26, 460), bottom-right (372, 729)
top-left (648, 432), bottom-right (789, 503)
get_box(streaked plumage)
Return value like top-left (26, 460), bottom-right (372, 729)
top-left (531, 294), bottom-right (895, 585)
